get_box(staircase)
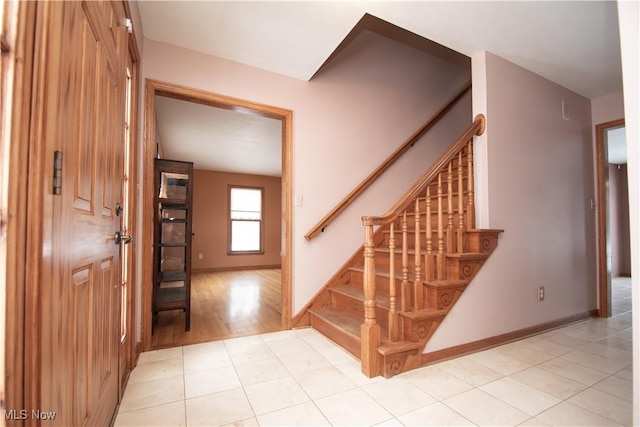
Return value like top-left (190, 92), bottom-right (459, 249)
top-left (304, 115), bottom-right (503, 378)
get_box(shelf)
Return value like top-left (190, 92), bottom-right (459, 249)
top-left (156, 286), bottom-right (187, 306)
top-left (157, 243), bottom-right (187, 248)
top-left (157, 270), bottom-right (187, 282)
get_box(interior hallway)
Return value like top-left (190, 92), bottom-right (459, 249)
top-left (152, 269), bottom-right (283, 348)
top-left (119, 278), bottom-right (633, 426)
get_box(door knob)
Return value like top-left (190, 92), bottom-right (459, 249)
top-left (112, 231), bottom-right (133, 245)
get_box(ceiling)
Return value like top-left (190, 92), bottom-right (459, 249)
top-left (138, 1), bottom-right (623, 175)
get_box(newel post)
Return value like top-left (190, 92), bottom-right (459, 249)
top-left (361, 217), bottom-right (380, 378)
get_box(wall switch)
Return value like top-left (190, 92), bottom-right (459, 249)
top-left (198, 253), bottom-right (203, 260)
top-left (295, 193), bottom-right (303, 207)
top-left (538, 286), bottom-right (545, 301)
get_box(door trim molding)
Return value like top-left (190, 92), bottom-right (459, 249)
top-left (595, 118), bottom-right (625, 317)
top-left (141, 79), bottom-right (293, 350)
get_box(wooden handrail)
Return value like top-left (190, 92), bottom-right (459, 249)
top-left (362, 114), bottom-right (485, 227)
top-left (304, 82), bottom-right (472, 241)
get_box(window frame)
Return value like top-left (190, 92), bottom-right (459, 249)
top-left (228, 185), bottom-right (265, 255)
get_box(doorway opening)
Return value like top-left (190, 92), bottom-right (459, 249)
top-left (596, 118), bottom-right (631, 317)
top-left (142, 80), bottom-right (292, 350)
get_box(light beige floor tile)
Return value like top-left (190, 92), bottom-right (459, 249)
top-left (186, 387), bottom-right (254, 427)
top-left (299, 332), bottom-right (336, 350)
top-left (593, 374), bottom-right (633, 401)
top-left (225, 341), bottom-right (275, 364)
top-left (373, 417), bottom-right (404, 426)
top-left (183, 342), bottom-right (232, 374)
top-left (114, 400), bottom-right (185, 427)
top-left (560, 350), bottom-right (629, 374)
top-left (256, 402), bottom-right (330, 426)
top-left (278, 349), bottom-right (332, 374)
top-left (334, 360), bottom-right (385, 386)
top-left (293, 366), bottom-right (357, 399)
top-left (315, 344), bottom-right (358, 365)
top-left (138, 347), bottom-right (184, 364)
top-left (128, 357), bottom-right (184, 384)
top-left (243, 376), bottom-right (310, 416)
top-left (265, 336), bottom-right (313, 357)
top-left (314, 388), bottom-right (393, 426)
top-left (437, 356), bottom-right (504, 386)
top-left (362, 377), bottom-right (437, 417)
top-left (568, 387), bottom-right (633, 425)
top-left (511, 366), bottom-right (587, 400)
top-left (402, 365), bottom-right (473, 401)
top-left (466, 346), bottom-right (531, 375)
top-left (498, 341), bottom-right (557, 365)
top-left (578, 342), bottom-right (633, 364)
top-left (398, 402), bottom-right (474, 426)
top-left (537, 330), bottom-right (592, 349)
top-left (260, 329), bottom-right (299, 342)
top-left (535, 401), bottom-right (620, 426)
top-left (614, 364), bottom-right (633, 381)
top-left (119, 375), bottom-right (184, 413)
top-left (517, 336), bottom-right (574, 357)
top-left (443, 388), bottom-right (530, 426)
top-left (480, 377), bottom-right (561, 416)
top-left (518, 417), bottom-right (551, 426)
top-left (234, 356), bottom-right (289, 386)
top-left (220, 417), bottom-right (259, 427)
top-left (537, 358), bottom-right (609, 386)
top-left (184, 365), bottom-right (241, 399)
top-left (224, 334), bottom-right (263, 348)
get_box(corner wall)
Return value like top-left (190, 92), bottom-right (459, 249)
top-left (427, 51), bottom-right (596, 351)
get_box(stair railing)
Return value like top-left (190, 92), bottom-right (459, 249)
top-left (305, 82), bottom-right (472, 241)
top-left (360, 114), bottom-right (485, 377)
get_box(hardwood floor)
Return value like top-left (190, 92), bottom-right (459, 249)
top-left (151, 269), bottom-right (283, 348)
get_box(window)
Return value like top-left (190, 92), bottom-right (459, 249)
top-left (229, 186), bottom-right (264, 253)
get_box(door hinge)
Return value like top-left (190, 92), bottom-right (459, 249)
top-left (125, 18), bottom-right (133, 34)
top-left (53, 151), bottom-right (63, 195)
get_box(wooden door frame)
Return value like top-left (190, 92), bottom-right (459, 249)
top-left (595, 118), bottom-right (625, 317)
top-left (141, 79), bottom-right (293, 351)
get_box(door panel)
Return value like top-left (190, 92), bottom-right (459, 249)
top-left (37, 1), bottom-right (127, 425)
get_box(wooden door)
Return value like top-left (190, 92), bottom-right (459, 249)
top-left (36, 1), bottom-right (128, 425)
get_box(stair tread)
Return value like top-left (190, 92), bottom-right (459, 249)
top-left (446, 252), bottom-right (489, 260)
top-left (400, 307), bottom-right (448, 320)
top-left (378, 340), bottom-right (423, 355)
top-left (424, 279), bottom-right (469, 288)
top-left (331, 284), bottom-right (390, 309)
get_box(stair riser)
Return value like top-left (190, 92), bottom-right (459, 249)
top-left (309, 313), bottom-right (361, 358)
top-left (348, 270), bottom-right (393, 295)
top-left (331, 291), bottom-right (390, 330)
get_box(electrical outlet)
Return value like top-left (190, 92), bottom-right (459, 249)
top-left (538, 286), bottom-right (545, 301)
top-left (198, 253), bottom-right (203, 260)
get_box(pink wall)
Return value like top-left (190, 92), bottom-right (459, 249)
top-left (191, 170), bottom-right (282, 271)
top-left (608, 164), bottom-right (631, 276)
top-left (142, 31), bottom-right (472, 312)
top-left (428, 52), bottom-right (596, 351)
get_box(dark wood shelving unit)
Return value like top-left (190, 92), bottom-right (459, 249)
top-left (152, 159), bottom-right (194, 332)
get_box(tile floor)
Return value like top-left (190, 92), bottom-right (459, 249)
top-left (115, 278), bottom-right (634, 426)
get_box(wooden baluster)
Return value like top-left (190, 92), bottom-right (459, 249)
top-left (401, 212), bottom-right (410, 312)
top-left (457, 151), bottom-right (465, 253)
top-left (361, 219), bottom-right (380, 377)
top-left (388, 222), bottom-right (398, 341)
top-left (414, 198), bottom-right (422, 310)
top-left (425, 186), bottom-right (433, 281)
top-left (447, 162), bottom-right (454, 253)
top-left (467, 141), bottom-right (475, 230)
top-left (437, 173), bottom-right (445, 279)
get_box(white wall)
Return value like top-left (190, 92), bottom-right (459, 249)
top-left (617, 1), bottom-right (639, 423)
top-left (427, 52), bottom-right (596, 351)
top-left (141, 31), bottom-right (472, 313)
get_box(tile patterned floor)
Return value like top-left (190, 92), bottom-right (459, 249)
top-left (115, 278), bottom-right (634, 426)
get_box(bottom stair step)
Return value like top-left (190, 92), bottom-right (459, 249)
top-left (309, 306), bottom-right (363, 358)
